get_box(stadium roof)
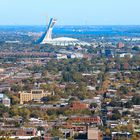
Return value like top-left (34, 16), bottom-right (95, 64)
top-left (38, 18), bottom-right (90, 46)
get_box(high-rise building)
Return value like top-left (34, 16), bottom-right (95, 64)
top-left (38, 18), bottom-right (57, 44)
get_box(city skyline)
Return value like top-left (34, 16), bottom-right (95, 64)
top-left (0, 0), bottom-right (140, 25)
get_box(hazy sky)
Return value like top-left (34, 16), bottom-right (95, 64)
top-left (0, 0), bottom-right (140, 25)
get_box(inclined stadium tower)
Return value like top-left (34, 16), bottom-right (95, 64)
top-left (38, 18), bottom-right (90, 46)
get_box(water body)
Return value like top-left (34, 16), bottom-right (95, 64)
top-left (0, 25), bottom-right (140, 37)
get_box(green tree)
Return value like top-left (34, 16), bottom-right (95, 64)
top-left (119, 86), bottom-right (129, 94)
top-left (132, 94), bottom-right (140, 105)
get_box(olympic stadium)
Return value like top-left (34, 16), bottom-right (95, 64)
top-left (38, 18), bottom-right (90, 46)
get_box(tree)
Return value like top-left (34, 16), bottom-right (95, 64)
top-left (132, 95), bottom-right (140, 105)
top-left (72, 71), bottom-right (82, 82)
top-left (40, 84), bottom-right (48, 91)
top-left (41, 95), bottom-right (60, 103)
top-left (37, 126), bottom-right (45, 131)
top-left (8, 94), bottom-right (20, 105)
top-left (105, 128), bottom-right (111, 136)
top-left (125, 101), bottom-right (133, 108)
top-left (132, 46), bottom-right (140, 51)
top-left (30, 137), bottom-right (40, 140)
top-left (119, 86), bottom-right (129, 94)
top-left (10, 106), bottom-right (19, 117)
top-left (11, 84), bottom-right (22, 92)
top-left (68, 97), bottom-right (78, 104)
top-left (0, 104), bottom-right (10, 117)
top-left (111, 110), bottom-right (121, 120)
top-left (42, 70), bottom-right (48, 77)
top-left (19, 108), bottom-right (30, 121)
top-left (90, 103), bottom-right (98, 108)
top-left (50, 129), bottom-right (63, 138)
top-left (122, 111), bottom-right (131, 117)
top-left (131, 135), bottom-right (138, 140)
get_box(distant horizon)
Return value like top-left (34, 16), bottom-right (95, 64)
top-left (0, 24), bottom-right (140, 37)
top-left (0, 24), bottom-right (140, 28)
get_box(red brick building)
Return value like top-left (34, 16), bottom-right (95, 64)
top-left (70, 101), bottom-right (89, 110)
top-left (68, 116), bottom-right (101, 125)
top-left (62, 123), bottom-right (87, 132)
top-left (16, 127), bottom-right (37, 136)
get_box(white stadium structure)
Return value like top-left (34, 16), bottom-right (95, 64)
top-left (38, 18), bottom-right (90, 46)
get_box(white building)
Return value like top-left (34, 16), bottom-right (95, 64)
top-left (119, 53), bottom-right (133, 58)
top-left (0, 93), bottom-right (11, 107)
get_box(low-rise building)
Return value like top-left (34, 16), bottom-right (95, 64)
top-left (133, 105), bottom-right (140, 115)
top-left (112, 132), bottom-right (132, 140)
top-left (0, 84), bottom-right (11, 92)
top-left (16, 127), bottom-right (37, 136)
top-left (119, 53), bottom-right (133, 58)
top-left (88, 127), bottom-right (103, 140)
top-left (70, 101), bottom-right (89, 110)
top-left (55, 54), bottom-right (67, 59)
top-left (0, 93), bottom-right (11, 107)
top-left (68, 116), bottom-right (101, 125)
top-left (2, 97), bottom-right (11, 107)
top-left (19, 90), bottom-right (51, 104)
top-left (62, 123), bottom-right (87, 132)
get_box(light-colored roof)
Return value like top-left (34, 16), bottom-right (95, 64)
top-left (0, 94), bottom-right (4, 99)
top-left (45, 38), bottom-right (90, 46)
top-left (53, 37), bottom-right (78, 42)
